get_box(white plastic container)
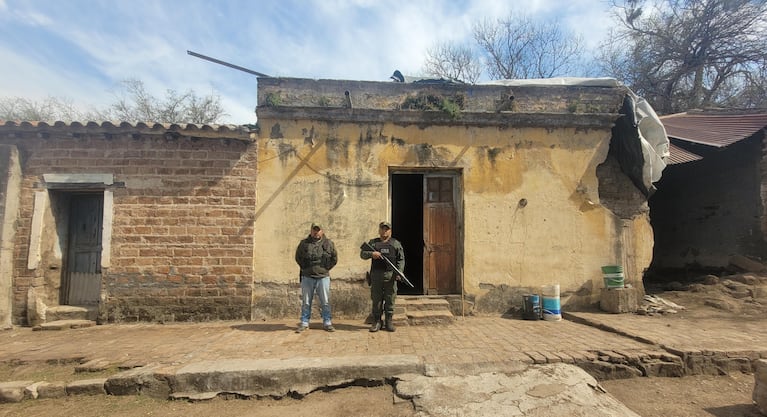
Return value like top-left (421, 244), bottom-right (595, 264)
top-left (541, 284), bottom-right (561, 321)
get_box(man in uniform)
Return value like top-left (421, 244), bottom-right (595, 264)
top-left (295, 223), bottom-right (338, 333)
top-left (360, 221), bottom-right (405, 332)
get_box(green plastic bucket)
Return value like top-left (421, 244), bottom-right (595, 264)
top-left (601, 265), bottom-right (623, 274)
top-left (601, 265), bottom-right (624, 288)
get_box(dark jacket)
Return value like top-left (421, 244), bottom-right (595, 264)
top-left (295, 235), bottom-right (337, 278)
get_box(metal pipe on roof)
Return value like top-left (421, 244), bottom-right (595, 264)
top-left (187, 50), bottom-right (270, 78)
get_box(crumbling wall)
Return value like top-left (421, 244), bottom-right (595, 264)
top-left (0, 126), bottom-right (257, 325)
top-left (254, 78), bottom-right (655, 316)
top-left (0, 145), bottom-right (21, 328)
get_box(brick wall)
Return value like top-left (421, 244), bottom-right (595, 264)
top-left (1, 127), bottom-right (256, 324)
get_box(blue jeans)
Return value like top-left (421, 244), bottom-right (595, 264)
top-left (300, 276), bottom-right (331, 326)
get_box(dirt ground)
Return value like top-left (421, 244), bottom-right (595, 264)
top-left (0, 385), bottom-right (416, 417)
top-left (0, 373), bottom-right (760, 417)
top-left (1, 274), bottom-right (765, 417)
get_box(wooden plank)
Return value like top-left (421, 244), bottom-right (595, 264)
top-left (67, 272), bottom-right (101, 305)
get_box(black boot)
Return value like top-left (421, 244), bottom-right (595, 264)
top-left (369, 313), bottom-right (382, 332)
top-left (384, 313), bottom-right (395, 332)
top-left (369, 319), bottom-right (382, 332)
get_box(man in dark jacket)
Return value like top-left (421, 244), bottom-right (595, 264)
top-left (295, 223), bottom-right (338, 333)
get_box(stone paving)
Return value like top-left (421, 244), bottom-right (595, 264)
top-left (1, 315), bottom-right (674, 380)
top-left (3, 310), bottom-right (767, 398)
top-left (566, 312), bottom-right (767, 354)
top-left (566, 311), bottom-right (767, 376)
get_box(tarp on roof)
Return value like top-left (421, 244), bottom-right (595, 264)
top-left (484, 77), bottom-right (669, 195)
top-left (482, 77), bottom-right (622, 88)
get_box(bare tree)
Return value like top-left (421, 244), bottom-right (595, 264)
top-left (0, 96), bottom-right (90, 122)
top-left (473, 14), bottom-right (586, 79)
top-left (103, 78), bottom-right (227, 124)
top-left (602, 0), bottom-right (767, 114)
top-left (422, 41), bottom-right (482, 83)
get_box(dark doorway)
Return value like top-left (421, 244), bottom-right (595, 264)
top-left (391, 173), bottom-right (424, 294)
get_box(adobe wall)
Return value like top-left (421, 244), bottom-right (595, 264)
top-left (0, 126), bottom-right (257, 324)
top-left (252, 78), bottom-right (654, 316)
top-left (0, 145), bottom-right (21, 328)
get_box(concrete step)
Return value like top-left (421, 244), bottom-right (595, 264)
top-left (33, 319), bottom-right (97, 331)
top-left (373, 311), bottom-right (455, 326)
top-left (46, 305), bottom-right (98, 322)
top-left (398, 298), bottom-right (452, 311)
top-left (405, 310), bottom-right (455, 325)
top-left (366, 296), bottom-right (457, 327)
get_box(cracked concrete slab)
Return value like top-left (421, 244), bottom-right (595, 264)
top-left (395, 363), bottom-right (640, 417)
top-left (170, 354), bottom-right (422, 399)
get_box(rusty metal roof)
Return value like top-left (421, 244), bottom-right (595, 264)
top-left (0, 120), bottom-right (254, 141)
top-left (660, 111), bottom-right (767, 148)
top-left (667, 142), bottom-right (704, 165)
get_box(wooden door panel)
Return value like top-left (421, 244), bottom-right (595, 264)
top-left (424, 176), bottom-right (457, 294)
top-left (65, 194), bottom-right (103, 305)
top-left (67, 272), bottom-right (101, 305)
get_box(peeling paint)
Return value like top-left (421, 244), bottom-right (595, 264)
top-left (326, 136), bottom-right (349, 165)
top-left (252, 78), bottom-right (652, 317)
top-left (270, 123), bottom-right (283, 139)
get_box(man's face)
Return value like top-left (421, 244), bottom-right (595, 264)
top-left (311, 227), bottom-right (323, 239)
top-left (379, 226), bottom-right (391, 240)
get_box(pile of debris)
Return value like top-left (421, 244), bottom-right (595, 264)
top-left (637, 294), bottom-right (686, 315)
top-left (640, 255), bottom-right (767, 316)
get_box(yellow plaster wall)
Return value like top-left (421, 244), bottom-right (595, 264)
top-left (254, 118), bottom-right (652, 304)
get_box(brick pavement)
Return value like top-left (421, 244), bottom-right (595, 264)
top-left (566, 311), bottom-right (767, 375)
top-left (3, 312), bottom-right (766, 383)
top-left (566, 312), bottom-right (767, 353)
top-left (2, 316), bottom-right (656, 373)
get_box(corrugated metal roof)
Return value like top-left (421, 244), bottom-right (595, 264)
top-left (0, 120), bottom-right (254, 141)
top-left (660, 112), bottom-right (767, 148)
top-left (667, 142), bottom-right (704, 165)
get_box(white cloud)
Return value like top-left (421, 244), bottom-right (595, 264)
top-left (0, 0), bottom-right (615, 124)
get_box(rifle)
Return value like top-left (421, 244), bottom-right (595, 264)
top-left (363, 241), bottom-right (415, 288)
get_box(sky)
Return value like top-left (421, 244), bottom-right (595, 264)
top-left (0, 0), bottom-right (615, 124)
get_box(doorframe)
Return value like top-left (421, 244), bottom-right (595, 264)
top-left (389, 167), bottom-right (464, 296)
top-left (27, 174), bottom-right (115, 309)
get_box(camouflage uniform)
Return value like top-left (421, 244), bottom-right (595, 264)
top-left (360, 236), bottom-right (405, 331)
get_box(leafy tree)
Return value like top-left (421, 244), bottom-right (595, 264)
top-left (601, 0), bottom-right (767, 114)
top-left (0, 78), bottom-right (228, 123)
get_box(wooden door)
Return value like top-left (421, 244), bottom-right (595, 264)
top-left (423, 176), bottom-right (457, 294)
top-left (64, 194), bottom-right (103, 305)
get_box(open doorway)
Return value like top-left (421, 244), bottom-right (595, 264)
top-left (391, 173), bottom-right (424, 295)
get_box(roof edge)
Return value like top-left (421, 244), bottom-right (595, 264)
top-left (257, 107), bottom-right (622, 129)
top-left (0, 121), bottom-right (254, 141)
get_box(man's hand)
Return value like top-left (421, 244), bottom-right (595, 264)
top-left (372, 251), bottom-right (383, 259)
